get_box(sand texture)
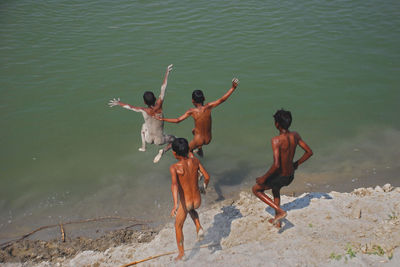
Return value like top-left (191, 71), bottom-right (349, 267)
top-left (1, 185), bottom-right (399, 267)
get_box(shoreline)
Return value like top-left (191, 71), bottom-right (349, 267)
top-left (1, 184), bottom-right (400, 266)
top-left (1, 163), bottom-right (398, 245)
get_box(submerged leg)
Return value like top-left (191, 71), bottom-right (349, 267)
top-left (174, 205), bottom-right (187, 261)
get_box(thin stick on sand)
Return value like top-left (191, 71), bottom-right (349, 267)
top-left (120, 243), bottom-right (219, 267)
top-left (59, 222), bottom-right (66, 242)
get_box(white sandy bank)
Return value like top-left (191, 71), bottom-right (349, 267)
top-left (3, 185), bottom-right (400, 267)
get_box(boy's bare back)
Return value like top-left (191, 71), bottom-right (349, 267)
top-left (170, 156), bottom-right (203, 210)
top-left (271, 131), bottom-right (303, 177)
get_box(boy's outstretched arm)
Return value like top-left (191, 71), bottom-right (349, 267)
top-left (170, 165), bottom-right (179, 217)
top-left (207, 78), bottom-right (239, 109)
top-left (160, 109), bottom-right (192, 123)
top-left (198, 162), bottom-right (210, 189)
top-left (256, 138), bottom-right (280, 185)
top-left (294, 134), bottom-right (313, 169)
top-left (108, 98), bottom-right (145, 113)
top-left (157, 64), bottom-right (173, 106)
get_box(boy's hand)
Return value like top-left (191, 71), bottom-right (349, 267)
top-left (108, 98), bottom-right (120, 107)
top-left (293, 161), bottom-right (299, 170)
top-left (199, 182), bottom-right (207, 195)
top-left (167, 64), bottom-right (173, 72)
top-left (171, 206), bottom-right (178, 217)
top-left (153, 113), bottom-right (163, 120)
top-left (232, 78), bottom-right (239, 88)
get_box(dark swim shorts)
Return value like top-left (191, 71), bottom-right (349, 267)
top-left (264, 174), bottom-right (294, 190)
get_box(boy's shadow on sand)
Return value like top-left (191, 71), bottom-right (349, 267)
top-left (187, 205), bottom-right (242, 259)
top-left (214, 161), bottom-right (250, 201)
top-left (265, 192), bottom-right (332, 233)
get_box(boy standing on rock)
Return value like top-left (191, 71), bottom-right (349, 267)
top-left (252, 109), bottom-right (313, 228)
top-left (169, 138), bottom-right (210, 260)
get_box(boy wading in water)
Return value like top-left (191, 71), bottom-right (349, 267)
top-left (108, 64), bottom-right (175, 163)
top-left (252, 109), bottom-right (313, 228)
top-left (170, 138), bottom-right (210, 261)
top-left (158, 78), bottom-right (239, 157)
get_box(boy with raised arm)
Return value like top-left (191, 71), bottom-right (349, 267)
top-left (159, 78), bottom-right (239, 157)
top-left (252, 109), bottom-right (313, 228)
top-left (108, 64), bottom-right (175, 163)
top-left (170, 138), bottom-right (210, 261)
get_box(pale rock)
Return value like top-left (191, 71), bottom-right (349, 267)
top-left (383, 183), bottom-right (393, 192)
top-left (352, 188), bottom-right (370, 196)
top-left (375, 186), bottom-right (384, 192)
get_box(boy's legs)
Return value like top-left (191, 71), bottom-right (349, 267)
top-left (269, 188), bottom-right (283, 228)
top-left (189, 210), bottom-right (204, 240)
top-left (252, 184), bottom-right (287, 225)
top-left (272, 188), bottom-right (281, 207)
top-left (195, 146), bottom-right (204, 157)
top-left (174, 204), bottom-right (187, 260)
top-left (153, 135), bottom-right (175, 163)
top-left (189, 139), bottom-right (203, 157)
top-left (139, 124), bottom-right (147, 151)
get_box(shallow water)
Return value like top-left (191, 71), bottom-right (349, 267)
top-left (1, 0), bottom-right (399, 242)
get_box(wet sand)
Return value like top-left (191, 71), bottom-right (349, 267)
top-left (0, 228), bottom-right (157, 264)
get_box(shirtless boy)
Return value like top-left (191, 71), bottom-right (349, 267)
top-left (169, 138), bottom-right (210, 260)
top-left (159, 78), bottom-right (239, 157)
top-left (252, 109), bottom-right (313, 228)
top-left (108, 64), bottom-right (175, 163)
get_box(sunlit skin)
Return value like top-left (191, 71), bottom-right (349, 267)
top-left (158, 78), bottom-right (239, 156)
top-left (252, 120), bottom-right (313, 228)
top-left (170, 151), bottom-right (210, 261)
top-left (108, 64), bottom-right (174, 163)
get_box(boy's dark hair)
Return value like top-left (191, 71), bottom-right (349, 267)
top-left (143, 91), bottom-right (156, 106)
top-left (172, 138), bottom-right (189, 157)
top-left (192, 90), bottom-right (205, 104)
top-left (273, 109), bottom-right (292, 130)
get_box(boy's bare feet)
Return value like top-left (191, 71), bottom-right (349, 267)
top-left (153, 149), bottom-right (163, 163)
top-left (268, 218), bottom-right (282, 228)
top-left (175, 253), bottom-right (185, 261)
top-left (271, 211), bottom-right (287, 226)
top-left (197, 227), bottom-right (204, 241)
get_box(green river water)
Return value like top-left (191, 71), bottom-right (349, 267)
top-left (1, 0), bottom-right (399, 241)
